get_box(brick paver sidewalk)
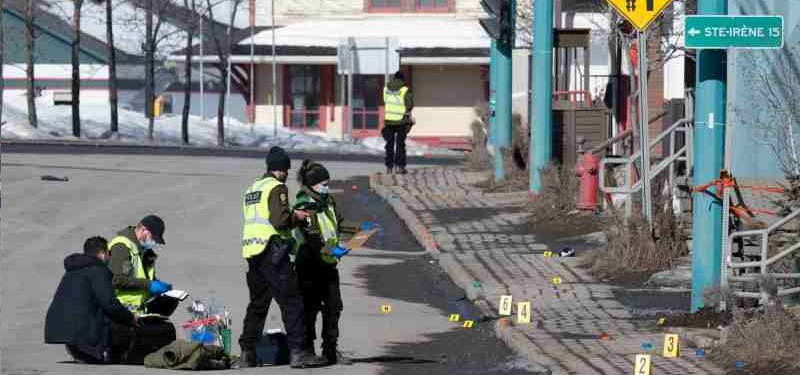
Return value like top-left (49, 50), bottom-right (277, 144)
top-left (370, 167), bottom-right (723, 375)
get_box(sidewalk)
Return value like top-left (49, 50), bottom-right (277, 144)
top-left (371, 167), bottom-right (724, 375)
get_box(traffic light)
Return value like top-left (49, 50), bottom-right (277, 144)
top-left (480, 0), bottom-right (513, 48)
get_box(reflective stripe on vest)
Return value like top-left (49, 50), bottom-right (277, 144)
top-left (242, 177), bottom-right (292, 258)
top-left (109, 235), bottom-right (155, 312)
top-left (383, 86), bottom-right (408, 122)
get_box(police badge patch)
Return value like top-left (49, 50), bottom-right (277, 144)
top-left (280, 193), bottom-right (288, 203)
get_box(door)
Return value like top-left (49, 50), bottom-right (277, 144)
top-left (351, 75), bottom-right (385, 138)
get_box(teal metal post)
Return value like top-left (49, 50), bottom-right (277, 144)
top-left (530, 0), bottom-right (553, 192)
top-left (493, 5), bottom-right (514, 183)
top-left (691, 0), bottom-right (727, 312)
top-left (489, 40), bottom-right (498, 145)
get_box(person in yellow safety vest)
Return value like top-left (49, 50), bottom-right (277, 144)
top-left (238, 146), bottom-right (328, 369)
top-left (382, 70), bottom-right (414, 175)
top-left (292, 160), bottom-right (360, 365)
top-left (108, 215), bottom-right (173, 314)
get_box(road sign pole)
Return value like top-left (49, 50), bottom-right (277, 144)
top-left (493, 1), bottom-right (514, 183)
top-left (638, 31), bottom-right (652, 222)
top-left (691, 0), bottom-right (727, 312)
top-left (530, 0), bottom-right (553, 192)
top-left (489, 40), bottom-right (498, 146)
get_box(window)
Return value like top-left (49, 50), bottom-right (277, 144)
top-left (287, 66), bottom-right (321, 129)
top-left (366, 0), bottom-right (452, 13)
top-left (352, 76), bottom-right (384, 132)
top-left (416, 0), bottom-right (450, 11)
top-left (367, 0), bottom-right (402, 12)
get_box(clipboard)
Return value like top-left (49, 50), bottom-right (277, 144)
top-left (343, 228), bottom-right (379, 250)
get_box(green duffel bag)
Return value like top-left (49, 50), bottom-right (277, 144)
top-left (144, 339), bottom-right (230, 370)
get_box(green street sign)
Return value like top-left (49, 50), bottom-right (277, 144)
top-left (685, 15), bottom-right (783, 49)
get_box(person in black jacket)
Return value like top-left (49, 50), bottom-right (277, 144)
top-left (45, 236), bottom-right (139, 364)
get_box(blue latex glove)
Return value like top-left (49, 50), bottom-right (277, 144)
top-left (149, 280), bottom-right (172, 295)
top-left (331, 245), bottom-right (350, 259)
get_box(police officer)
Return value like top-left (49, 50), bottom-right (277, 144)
top-left (383, 70), bottom-right (414, 175)
top-left (293, 160), bottom-right (359, 365)
top-left (239, 147), bottom-right (327, 369)
top-left (108, 215), bottom-right (172, 313)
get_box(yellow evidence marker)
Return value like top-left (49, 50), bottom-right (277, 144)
top-left (499, 295), bottom-right (513, 316)
top-left (663, 334), bottom-right (680, 358)
top-left (381, 305), bottom-right (392, 314)
top-left (462, 320), bottom-right (475, 328)
top-left (543, 250), bottom-right (554, 258)
top-left (657, 317), bottom-right (666, 326)
top-left (449, 314), bottom-right (461, 322)
top-left (517, 302), bottom-right (531, 324)
top-left (633, 354), bottom-right (652, 375)
top-left (552, 277), bottom-right (563, 285)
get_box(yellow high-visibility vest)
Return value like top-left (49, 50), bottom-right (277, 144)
top-left (292, 202), bottom-right (340, 265)
top-left (242, 176), bottom-right (293, 258)
top-left (109, 236), bottom-right (155, 313)
top-left (383, 86), bottom-right (408, 122)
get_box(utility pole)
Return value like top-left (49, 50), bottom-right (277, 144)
top-left (530, 0), bottom-right (553, 192)
top-left (480, 0), bottom-right (514, 183)
top-left (691, 0), bottom-right (728, 312)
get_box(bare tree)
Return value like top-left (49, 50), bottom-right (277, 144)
top-left (180, 0), bottom-right (200, 144)
top-left (1, 0), bottom-right (5, 128)
top-left (738, 47), bottom-right (800, 175)
top-left (25, 0), bottom-right (38, 128)
top-left (145, 0), bottom-right (153, 140)
top-left (71, 0), bottom-right (84, 137)
top-left (206, 0), bottom-right (243, 146)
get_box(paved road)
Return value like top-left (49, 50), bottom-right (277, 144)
top-left (1, 153), bottom-right (534, 375)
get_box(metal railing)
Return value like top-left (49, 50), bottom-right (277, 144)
top-left (722, 209), bottom-right (800, 305)
top-left (599, 119), bottom-right (693, 217)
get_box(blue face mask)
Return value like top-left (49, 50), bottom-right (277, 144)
top-left (314, 184), bottom-right (330, 195)
top-left (141, 238), bottom-right (157, 250)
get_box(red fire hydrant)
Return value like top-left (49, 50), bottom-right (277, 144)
top-left (575, 153), bottom-right (600, 210)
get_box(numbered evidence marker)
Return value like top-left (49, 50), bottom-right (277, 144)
top-left (499, 295), bottom-right (513, 316)
top-left (516, 302), bottom-right (531, 324)
top-left (552, 277), bottom-right (563, 285)
top-left (543, 250), bottom-right (554, 258)
top-left (462, 320), bottom-right (475, 328)
top-left (449, 314), bottom-right (461, 322)
top-left (381, 305), bottom-right (392, 314)
top-left (634, 354), bottom-right (652, 375)
top-left (662, 333), bottom-right (680, 358)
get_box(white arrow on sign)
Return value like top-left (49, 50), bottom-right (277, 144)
top-left (688, 28), bottom-right (701, 37)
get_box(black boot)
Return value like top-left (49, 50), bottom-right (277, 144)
top-left (237, 350), bottom-right (259, 368)
top-left (323, 346), bottom-right (353, 365)
top-left (397, 167), bottom-right (408, 175)
top-left (290, 349), bottom-right (327, 369)
top-left (387, 167), bottom-right (395, 174)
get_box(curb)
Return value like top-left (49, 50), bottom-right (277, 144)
top-left (369, 171), bottom-right (552, 374)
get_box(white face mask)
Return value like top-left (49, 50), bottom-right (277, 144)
top-left (313, 183), bottom-right (330, 195)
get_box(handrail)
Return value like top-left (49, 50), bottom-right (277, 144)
top-left (723, 208), bottom-right (800, 305)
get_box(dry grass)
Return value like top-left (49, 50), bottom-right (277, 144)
top-left (712, 306), bottom-right (800, 374)
top-left (526, 164), bottom-right (579, 223)
top-left (481, 113), bottom-right (531, 192)
top-left (591, 204), bottom-right (688, 280)
top-left (464, 119), bottom-right (492, 171)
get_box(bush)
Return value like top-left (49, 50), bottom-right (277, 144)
top-left (591, 203), bottom-right (687, 280)
top-left (481, 113), bottom-right (530, 192)
top-left (526, 164), bottom-right (578, 222)
top-left (464, 119), bottom-right (491, 171)
top-left (712, 306), bottom-right (800, 374)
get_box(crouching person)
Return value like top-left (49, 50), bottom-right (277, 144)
top-left (45, 236), bottom-right (139, 364)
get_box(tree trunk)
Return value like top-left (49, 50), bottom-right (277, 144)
top-left (180, 0), bottom-right (194, 145)
top-left (106, 0), bottom-right (118, 134)
top-left (145, 0), bottom-right (154, 141)
top-left (25, 0), bottom-right (37, 128)
top-left (71, 0), bottom-right (83, 138)
top-left (0, 0), bottom-right (5, 128)
top-left (217, 63), bottom-right (226, 146)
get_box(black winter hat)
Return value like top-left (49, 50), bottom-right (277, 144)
top-left (393, 71), bottom-right (405, 81)
top-left (266, 146), bottom-right (291, 172)
top-left (299, 160), bottom-right (330, 187)
top-left (140, 214), bottom-right (166, 244)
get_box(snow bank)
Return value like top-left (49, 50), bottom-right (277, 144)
top-left (1, 91), bottom-right (457, 157)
